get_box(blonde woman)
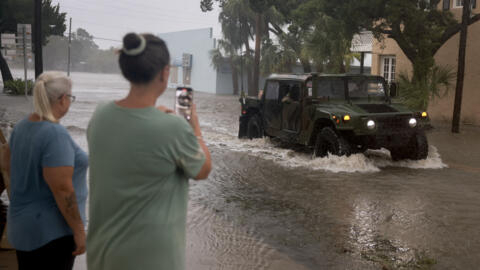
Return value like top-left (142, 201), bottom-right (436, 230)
top-left (7, 72), bottom-right (88, 270)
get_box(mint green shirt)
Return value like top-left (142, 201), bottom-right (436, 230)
top-left (86, 102), bottom-right (205, 270)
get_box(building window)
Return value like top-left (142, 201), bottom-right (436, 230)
top-left (453, 0), bottom-right (477, 8)
top-left (443, 0), bottom-right (450, 10)
top-left (381, 56), bottom-right (396, 83)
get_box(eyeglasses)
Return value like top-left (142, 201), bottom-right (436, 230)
top-left (59, 94), bottom-right (76, 103)
top-left (66, 94), bottom-right (76, 103)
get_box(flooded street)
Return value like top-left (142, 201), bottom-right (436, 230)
top-left (2, 71), bottom-right (480, 269)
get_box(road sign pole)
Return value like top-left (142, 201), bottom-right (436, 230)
top-left (23, 25), bottom-right (28, 98)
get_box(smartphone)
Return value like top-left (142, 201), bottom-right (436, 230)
top-left (175, 87), bottom-right (193, 120)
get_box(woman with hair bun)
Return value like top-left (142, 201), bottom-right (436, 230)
top-left (7, 71), bottom-right (88, 270)
top-left (86, 33), bottom-right (211, 270)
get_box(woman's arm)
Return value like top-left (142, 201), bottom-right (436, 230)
top-left (189, 105), bottom-right (212, 180)
top-left (43, 166), bottom-right (86, 255)
top-left (0, 144), bottom-right (10, 197)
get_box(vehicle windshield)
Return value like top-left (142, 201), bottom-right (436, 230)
top-left (308, 79), bottom-right (345, 99)
top-left (347, 77), bottom-right (387, 99)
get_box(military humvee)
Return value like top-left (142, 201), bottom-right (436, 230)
top-left (238, 73), bottom-right (430, 160)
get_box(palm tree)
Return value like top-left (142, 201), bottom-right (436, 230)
top-left (218, 0), bottom-right (255, 95)
top-left (209, 39), bottom-right (241, 95)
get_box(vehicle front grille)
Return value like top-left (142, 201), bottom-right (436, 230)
top-left (357, 104), bottom-right (398, 113)
top-left (376, 117), bottom-right (411, 132)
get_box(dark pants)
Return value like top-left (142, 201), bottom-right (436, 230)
top-left (16, 235), bottom-right (76, 270)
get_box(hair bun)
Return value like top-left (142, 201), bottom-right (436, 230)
top-left (122, 33), bottom-right (146, 56)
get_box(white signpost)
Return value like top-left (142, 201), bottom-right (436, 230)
top-left (1, 24), bottom-right (33, 97)
top-left (1, 24), bottom-right (32, 97)
top-left (1, 34), bottom-right (16, 61)
top-left (18, 24), bottom-right (32, 97)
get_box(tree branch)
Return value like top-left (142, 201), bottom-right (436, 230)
top-left (268, 27), bottom-right (280, 35)
top-left (440, 13), bottom-right (480, 45)
top-left (269, 22), bottom-right (284, 36)
top-left (389, 25), bottom-right (417, 64)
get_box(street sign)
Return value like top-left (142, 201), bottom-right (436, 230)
top-left (1, 34), bottom-right (16, 46)
top-left (182, 53), bottom-right (192, 68)
top-left (5, 49), bottom-right (17, 56)
top-left (17, 24), bottom-right (32, 35)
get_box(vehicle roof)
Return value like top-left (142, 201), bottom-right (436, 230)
top-left (267, 73), bottom-right (383, 81)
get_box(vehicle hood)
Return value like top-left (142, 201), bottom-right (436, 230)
top-left (314, 101), bottom-right (414, 116)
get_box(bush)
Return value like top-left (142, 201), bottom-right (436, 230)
top-left (3, 79), bottom-right (34, 96)
top-left (397, 65), bottom-right (456, 110)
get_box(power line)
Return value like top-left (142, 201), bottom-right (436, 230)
top-left (92, 36), bottom-right (121, 43)
top-left (56, 3), bottom-right (218, 26)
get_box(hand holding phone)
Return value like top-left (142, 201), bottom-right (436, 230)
top-left (175, 87), bottom-right (193, 120)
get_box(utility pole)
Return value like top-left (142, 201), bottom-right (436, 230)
top-left (452, 0), bottom-right (470, 133)
top-left (34, 0), bottom-right (43, 78)
top-left (67, 17), bottom-right (72, 76)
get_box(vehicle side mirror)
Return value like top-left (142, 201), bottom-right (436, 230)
top-left (390, 83), bottom-right (398, 98)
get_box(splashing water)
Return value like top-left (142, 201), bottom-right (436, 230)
top-left (204, 130), bottom-right (447, 173)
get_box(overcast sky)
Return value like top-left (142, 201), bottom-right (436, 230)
top-left (51, 0), bottom-right (222, 49)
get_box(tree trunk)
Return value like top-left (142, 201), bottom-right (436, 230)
top-left (339, 61), bottom-right (346, 73)
top-left (251, 12), bottom-right (262, 97)
top-left (452, 0), bottom-right (470, 133)
top-left (301, 58), bottom-right (312, 73)
top-left (0, 53), bottom-right (14, 88)
top-left (230, 57), bottom-right (239, 95)
top-left (245, 41), bottom-right (253, 96)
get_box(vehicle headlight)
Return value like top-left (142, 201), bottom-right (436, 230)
top-left (367, 120), bottom-right (376, 130)
top-left (343, 115), bottom-right (351, 122)
top-left (409, 118), bottom-right (417, 128)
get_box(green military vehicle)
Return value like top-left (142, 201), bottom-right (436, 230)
top-left (238, 73), bottom-right (430, 160)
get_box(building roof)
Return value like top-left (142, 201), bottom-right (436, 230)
top-left (351, 31), bottom-right (374, 52)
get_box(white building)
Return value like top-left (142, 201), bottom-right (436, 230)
top-left (159, 27), bottom-right (234, 94)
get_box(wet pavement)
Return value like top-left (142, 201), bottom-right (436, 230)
top-left (1, 71), bottom-right (480, 269)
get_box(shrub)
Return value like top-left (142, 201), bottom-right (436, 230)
top-left (397, 65), bottom-right (456, 111)
top-left (4, 79), bottom-right (34, 96)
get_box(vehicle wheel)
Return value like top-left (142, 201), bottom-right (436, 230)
top-left (390, 131), bottom-right (428, 161)
top-left (313, 127), bottom-right (351, 158)
top-left (408, 131), bottom-right (428, 160)
top-left (390, 147), bottom-right (408, 161)
top-left (247, 116), bottom-right (263, 139)
top-left (238, 117), bottom-right (248, 138)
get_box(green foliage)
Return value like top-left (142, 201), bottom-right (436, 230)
top-left (260, 38), bottom-right (297, 74)
top-left (4, 78), bottom-right (34, 95)
top-left (321, 0), bottom-right (466, 82)
top-left (397, 65), bottom-right (456, 110)
top-left (0, 0), bottom-right (67, 45)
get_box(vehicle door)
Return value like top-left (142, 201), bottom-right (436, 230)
top-left (263, 80), bottom-right (282, 132)
top-left (281, 81), bottom-right (302, 132)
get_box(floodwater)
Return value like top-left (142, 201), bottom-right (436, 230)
top-left (2, 71), bottom-right (480, 270)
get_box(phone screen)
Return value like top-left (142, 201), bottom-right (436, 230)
top-left (175, 87), bottom-right (193, 120)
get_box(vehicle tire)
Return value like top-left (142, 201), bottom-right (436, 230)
top-left (408, 131), bottom-right (428, 160)
top-left (390, 131), bottom-right (428, 161)
top-left (238, 117), bottom-right (248, 138)
top-left (247, 116), bottom-right (263, 139)
top-left (390, 147), bottom-right (408, 161)
top-left (313, 127), bottom-right (351, 158)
